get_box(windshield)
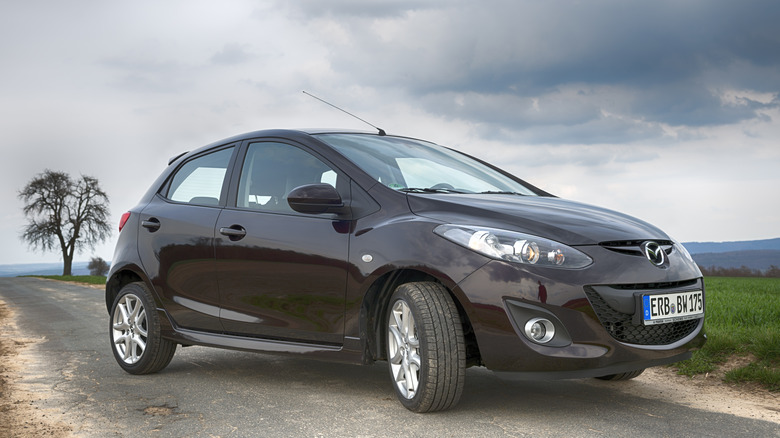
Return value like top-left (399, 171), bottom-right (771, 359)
top-left (315, 134), bottom-right (538, 196)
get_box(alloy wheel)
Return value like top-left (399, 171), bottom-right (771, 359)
top-left (387, 300), bottom-right (421, 399)
top-left (112, 293), bottom-right (148, 364)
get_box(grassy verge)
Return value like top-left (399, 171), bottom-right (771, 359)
top-left (24, 275), bottom-right (107, 285)
top-left (675, 277), bottom-right (780, 391)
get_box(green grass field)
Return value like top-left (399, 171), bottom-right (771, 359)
top-left (26, 275), bottom-right (107, 285)
top-left (675, 277), bottom-right (780, 391)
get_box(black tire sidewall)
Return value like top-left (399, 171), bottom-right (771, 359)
top-left (387, 290), bottom-right (429, 412)
top-left (109, 282), bottom-right (169, 374)
top-left (596, 369), bottom-right (645, 381)
top-left (386, 282), bottom-right (465, 412)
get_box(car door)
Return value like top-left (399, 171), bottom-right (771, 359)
top-left (137, 145), bottom-right (236, 333)
top-left (215, 141), bottom-right (350, 345)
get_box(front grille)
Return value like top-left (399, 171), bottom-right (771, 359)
top-left (600, 240), bottom-right (673, 257)
top-left (608, 279), bottom-right (699, 291)
top-left (584, 285), bottom-right (700, 346)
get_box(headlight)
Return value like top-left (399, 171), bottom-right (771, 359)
top-left (434, 224), bottom-right (593, 269)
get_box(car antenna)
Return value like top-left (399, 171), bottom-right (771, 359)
top-left (303, 90), bottom-right (386, 136)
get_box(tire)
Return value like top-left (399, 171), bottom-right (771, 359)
top-left (595, 369), bottom-right (645, 381)
top-left (386, 282), bottom-right (465, 413)
top-left (109, 282), bottom-right (176, 374)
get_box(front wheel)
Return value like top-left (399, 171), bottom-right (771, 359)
top-left (109, 282), bottom-right (176, 374)
top-left (386, 282), bottom-right (465, 412)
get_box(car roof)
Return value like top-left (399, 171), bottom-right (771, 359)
top-left (169, 128), bottom-right (420, 166)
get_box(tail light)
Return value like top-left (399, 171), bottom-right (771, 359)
top-left (118, 212), bottom-right (131, 232)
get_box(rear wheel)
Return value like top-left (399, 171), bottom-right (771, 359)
top-left (595, 369), bottom-right (645, 381)
top-left (109, 282), bottom-right (176, 374)
top-left (386, 282), bottom-right (465, 412)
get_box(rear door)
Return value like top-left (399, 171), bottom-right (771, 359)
top-left (137, 145), bottom-right (236, 332)
top-left (215, 140), bottom-right (350, 345)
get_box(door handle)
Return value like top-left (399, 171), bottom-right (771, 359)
top-left (141, 218), bottom-right (161, 231)
top-left (219, 225), bottom-right (247, 241)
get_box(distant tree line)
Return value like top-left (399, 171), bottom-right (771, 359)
top-left (88, 256), bottom-right (110, 277)
top-left (698, 265), bottom-right (780, 278)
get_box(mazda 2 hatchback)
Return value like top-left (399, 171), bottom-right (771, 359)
top-left (107, 129), bottom-right (705, 412)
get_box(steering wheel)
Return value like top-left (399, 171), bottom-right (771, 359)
top-left (430, 183), bottom-right (455, 190)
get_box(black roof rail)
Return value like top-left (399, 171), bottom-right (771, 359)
top-left (168, 151), bottom-right (188, 166)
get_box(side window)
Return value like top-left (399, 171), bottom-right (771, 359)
top-left (237, 142), bottom-right (338, 212)
top-left (166, 147), bottom-right (234, 205)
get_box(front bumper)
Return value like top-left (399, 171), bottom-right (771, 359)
top-left (455, 246), bottom-right (706, 377)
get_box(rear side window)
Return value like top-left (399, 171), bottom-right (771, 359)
top-left (165, 147), bottom-right (234, 205)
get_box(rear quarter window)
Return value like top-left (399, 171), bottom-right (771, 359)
top-left (165, 147), bottom-right (234, 205)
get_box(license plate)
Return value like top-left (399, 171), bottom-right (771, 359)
top-left (642, 290), bottom-right (703, 325)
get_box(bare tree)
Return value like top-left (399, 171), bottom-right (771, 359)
top-left (19, 170), bottom-right (111, 276)
top-left (88, 256), bottom-right (110, 276)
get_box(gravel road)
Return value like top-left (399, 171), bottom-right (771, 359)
top-left (1, 277), bottom-right (778, 437)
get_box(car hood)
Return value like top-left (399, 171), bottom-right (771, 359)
top-left (407, 193), bottom-right (669, 245)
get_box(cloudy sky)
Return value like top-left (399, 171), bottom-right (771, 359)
top-left (1, 0), bottom-right (779, 265)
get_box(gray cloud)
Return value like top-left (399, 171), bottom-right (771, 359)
top-left (101, 51), bottom-right (194, 94)
top-left (0, 0), bottom-right (778, 265)
top-left (211, 43), bottom-right (254, 65)
top-left (278, 0), bottom-right (445, 19)
top-left (286, 0), bottom-right (780, 143)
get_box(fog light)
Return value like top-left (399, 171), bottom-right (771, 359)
top-left (524, 318), bottom-right (555, 344)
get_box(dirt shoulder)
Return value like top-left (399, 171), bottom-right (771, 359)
top-left (596, 358), bottom-right (780, 424)
top-left (0, 301), bottom-right (71, 437)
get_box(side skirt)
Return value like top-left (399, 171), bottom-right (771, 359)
top-left (157, 308), bottom-right (365, 365)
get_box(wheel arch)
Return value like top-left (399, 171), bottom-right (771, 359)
top-left (359, 268), bottom-right (482, 366)
top-left (105, 265), bottom-right (150, 313)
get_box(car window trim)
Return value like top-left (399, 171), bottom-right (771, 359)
top-left (224, 138), bottom-right (351, 217)
top-left (158, 143), bottom-right (240, 207)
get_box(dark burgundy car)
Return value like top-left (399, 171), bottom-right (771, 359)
top-left (106, 129), bottom-right (705, 412)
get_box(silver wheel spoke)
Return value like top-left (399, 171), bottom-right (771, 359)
top-left (122, 337), bottom-right (133, 361)
top-left (118, 302), bottom-right (130, 325)
top-left (394, 361), bottom-right (404, 381)
top-left (133, 335), bottom-right (146, 352)
top-left (392, 309), bottom-right (403, 333)
top-left (401, 305), bottom-right (412, 337)
top-left (128, 298), bottom-right (140, 320)
top-left (112, 293), bottom-right (148, 365)
top-left (403, 354), bottom-right (418, 396)
top-left (388, 325), bottom-right (404, 363)
top-left (409, 351), bottom-right (421, 369)
top-left (130, 336), bottom-right (144, 362)
top-left (137, 306), bottom-right (146, 321)
top-left (387, 299), bottom-right (420, 400)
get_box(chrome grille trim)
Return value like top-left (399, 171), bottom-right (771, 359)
top-left (600, 240), bottom-right (673, 257)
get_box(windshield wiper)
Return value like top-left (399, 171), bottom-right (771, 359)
top-left (479, 191), bottom-right (527, 196)
top-left (399, 187), bottom-right (468, 194)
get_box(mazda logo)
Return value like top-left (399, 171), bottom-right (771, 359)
top-left (641, 241), bottom-right (667, 267)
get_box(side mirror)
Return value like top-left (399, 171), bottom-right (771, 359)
top-left (287, 184), bottom-right (346, 214)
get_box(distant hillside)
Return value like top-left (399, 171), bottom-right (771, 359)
top-left (690, 250), bottom-right (780, 272)
top-left (679, 238), bottom-right (780, 274)
top-left (0, 262), bottom-right (90, 277)
top-left (683, 238), bottom-right (780, 254)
